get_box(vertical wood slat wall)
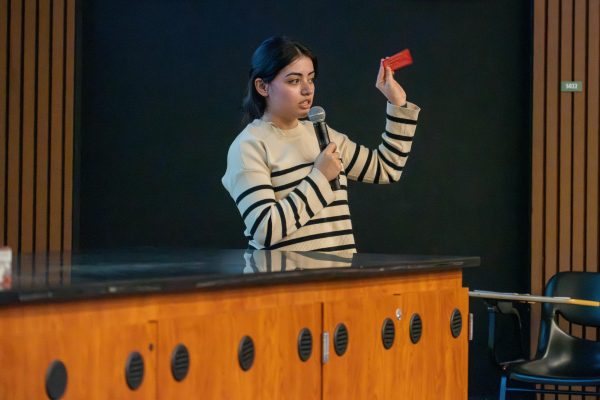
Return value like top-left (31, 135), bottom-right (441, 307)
top-left (0, 0), bottom-right (74, 254)
top-left (532, 0), bottom-right (599, 388)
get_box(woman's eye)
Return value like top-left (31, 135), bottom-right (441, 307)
top-left (289, 79), bottom-right (299, 84)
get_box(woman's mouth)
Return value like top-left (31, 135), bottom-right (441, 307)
top-left (299, 99), bottom-right (312, 109)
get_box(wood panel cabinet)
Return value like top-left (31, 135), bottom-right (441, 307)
top-left (323, 295), bottom-right (405, 399)
top-left (0, 269), bottom-right (469, 399)
top-left (0, 322), bottom-right (157, 399)
top-left (322, 288), bottom-right (468, 399)
top-left (157, 303), bottom-right (322, 399)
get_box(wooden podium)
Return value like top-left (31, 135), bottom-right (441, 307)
top-left (0, 250), bottom-right (478, 399)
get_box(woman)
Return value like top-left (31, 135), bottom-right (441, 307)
top-left (222, 36), bottom-right (420, 252)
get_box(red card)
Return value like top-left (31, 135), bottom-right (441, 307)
top-left (382, 49), bottom-right (413, 71)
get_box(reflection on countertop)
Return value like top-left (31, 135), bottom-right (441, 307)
top-left (0, 248), bottom-right (479, 305)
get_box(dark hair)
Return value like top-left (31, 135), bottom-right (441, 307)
top-left (242, 36), bottom-right (318, 125)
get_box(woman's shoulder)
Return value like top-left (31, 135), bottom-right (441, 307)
top-left (227, 120), bottom-right (273, 158)
top-left (240, 119), bottom-right (275, 139)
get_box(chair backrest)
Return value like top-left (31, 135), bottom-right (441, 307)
top-left (543, 272), bottom-right (600, 327)
top-left (536, 272), bottom-right (600, 356)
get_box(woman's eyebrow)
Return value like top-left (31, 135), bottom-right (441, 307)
top-left (284, 71), bottom-right (316, 77)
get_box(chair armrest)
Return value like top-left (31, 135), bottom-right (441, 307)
top-left (485, 300), bottom-right (529, 367)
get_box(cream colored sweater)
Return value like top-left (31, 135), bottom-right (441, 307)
top-left (222, 102), bottom-right (420, 252)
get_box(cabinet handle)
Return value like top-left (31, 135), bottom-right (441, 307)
top-left (322, 331), bottom-right (329, 364)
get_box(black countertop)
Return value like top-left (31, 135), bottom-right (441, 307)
top-left (0, 249), bottom-right (480, 306)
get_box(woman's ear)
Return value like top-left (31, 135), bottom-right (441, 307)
top-left (254, 78), bottom-right (269, 97)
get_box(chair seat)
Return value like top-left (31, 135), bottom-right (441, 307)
top-left (510, 357), bottom-right (600, 385)
top-left (494, 272), bottom-right (600, 399)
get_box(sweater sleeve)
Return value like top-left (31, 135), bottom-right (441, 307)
top-left (222, 137), bottom-right (336, 248)
top-left (330, 101), bottom-right (420, 184)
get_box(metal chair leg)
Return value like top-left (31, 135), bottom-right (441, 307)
top-left (498, 375), bottom-right (507, 400)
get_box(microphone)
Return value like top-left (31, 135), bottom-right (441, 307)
top-left (308, 106), bottom-right (341, 191)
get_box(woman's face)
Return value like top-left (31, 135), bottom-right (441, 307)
top-left (263, 55), bottom-right (315, 121)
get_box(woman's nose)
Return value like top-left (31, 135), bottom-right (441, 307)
top-left (301, 83), bottom-right (312, 95)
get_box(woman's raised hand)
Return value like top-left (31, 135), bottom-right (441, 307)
top-left (375, 60), bottom-right (407, 107)
top-left (314, 142), bottom-right (342, 181)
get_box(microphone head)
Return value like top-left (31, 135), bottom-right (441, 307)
top-left (308, 106), bottom-right (326, 123)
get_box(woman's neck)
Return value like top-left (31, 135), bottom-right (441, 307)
top-left (261, 111), bottom-right (298, 130)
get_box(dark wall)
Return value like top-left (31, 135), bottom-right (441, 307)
top-left (79, 0), bottom-right (532, 396)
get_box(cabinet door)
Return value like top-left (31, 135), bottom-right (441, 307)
top-left (434, 287), bottom-right (469, 398)
top-left (323, 288), bottom-right (468, 400)
top-left (323, 295), bottom-right (406, 399)
top-left (157, 303), bottom-right (321, 400)
top-left (397, 288), bottom-right (468, 399)
top-left (0, 322), bottom-right (157, 399)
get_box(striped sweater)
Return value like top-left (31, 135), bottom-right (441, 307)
top-left (222, 101), bottom-right (420, 253)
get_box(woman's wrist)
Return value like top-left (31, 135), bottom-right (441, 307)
top-left (386, 95), bottom-right (407, 107)
top-left (388, 99), bottom-right (408, 108)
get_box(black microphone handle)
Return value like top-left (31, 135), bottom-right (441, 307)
top-left (329, 176), bottom-right (341, 191)
top-left (314, 121), bottom-right (341, 191)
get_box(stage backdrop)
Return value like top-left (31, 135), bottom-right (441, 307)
top-left (78, 1), bottom-right (532, 397)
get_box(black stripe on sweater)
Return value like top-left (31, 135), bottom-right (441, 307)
top-left (305, 176), bottom-right (327, 207)
top-left (386, 114), bottom-right (417, 125)
top-left (374, 158), bottom-right (381, 184)
top-left (275, 202), bottom-right (287, 238)
top-left (385, 130), bottom-right (413, 141)
top-left (264, 216), bottom-right (272, 247)
top-left (250, 206), bottom-right (271, 236)
top-left (285, 196), bottom-right (301, 229)
top-left (274, 178), bottom-right (303, 192)
top-left (236, 184), bottom-right (272, 205)
top-left (293, 188), bottom-right (314, 218)
top-left (382, 139), bottom-right (409, 158)
top-left (345, 144), bottom-right (361, 174)
top-left (312, 244), bottom-right (357, 252)
top-left (305, 215), bottom-right (351, 226)
top-left (242, 198), bottom-right (276, 220)
top-left (267, 229), bottom-right (354, 250)
top-left (271, 162), bottom-right (313, 177)
top-left (357, 149), bottom-right (373, 182)
top-left (377, 149), bottom-right (404, 171)
top-left (328, 200), bottom-right (349, 208)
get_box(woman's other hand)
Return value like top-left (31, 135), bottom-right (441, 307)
top-left (375, 60), bottom-right (407, 107)
top-left (314, 142), bottom-right (342, 181)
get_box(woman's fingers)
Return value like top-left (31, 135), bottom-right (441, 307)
top-left (315, 143), bottom-right (342, 181)
top-left (374, 58), bottom-right (408, 106)
top-left (385, 66), bottom-right (394, 81)
top-left (377, 59), bottom-right (397, 88)
top-left (376, 59), bottom-right (385, 87)
top-left (329, 149), bottom-right (342, 171)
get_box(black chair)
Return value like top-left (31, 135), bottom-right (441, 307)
top-left (493, 271), bottom-right (600, 399)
